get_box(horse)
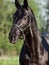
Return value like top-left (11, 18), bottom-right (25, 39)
top-left (9, 0), bottom-right (49, 65)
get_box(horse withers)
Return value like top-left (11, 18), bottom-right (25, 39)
top-left (9, 0), bottom-right (49, 65)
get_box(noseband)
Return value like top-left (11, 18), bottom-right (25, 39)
top-left (14, 22), bottom-right (31, 40)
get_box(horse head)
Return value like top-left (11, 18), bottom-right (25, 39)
top-left (9, 0), bottom-right (34, 44)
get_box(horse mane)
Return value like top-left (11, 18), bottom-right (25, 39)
top-left (29, 7), bottom-right (40, 44)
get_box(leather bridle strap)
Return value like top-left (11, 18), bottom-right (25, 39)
top-left (13, 23), bottom-right (31, 40)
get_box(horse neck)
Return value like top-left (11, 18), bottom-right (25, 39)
top-left (25, 29), bottom-right (38, 54)
top-left (25, 15), bottom-right (41, 56)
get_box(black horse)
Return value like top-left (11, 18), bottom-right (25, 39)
top-left (9, 0), bottom-right (49, 65)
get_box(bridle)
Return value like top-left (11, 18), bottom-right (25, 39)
top-left (13, 21), bottom-right (31, 40)
top-left (13, 12), bottom-right (32, 40)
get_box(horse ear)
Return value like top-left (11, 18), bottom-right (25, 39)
top-left (15, 0), bottom-right (21, 8)
top-left (24, 0), bottom-right (28, 8)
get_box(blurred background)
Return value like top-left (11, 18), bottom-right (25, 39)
top-left (0, 0), bottom-right (49, 65)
